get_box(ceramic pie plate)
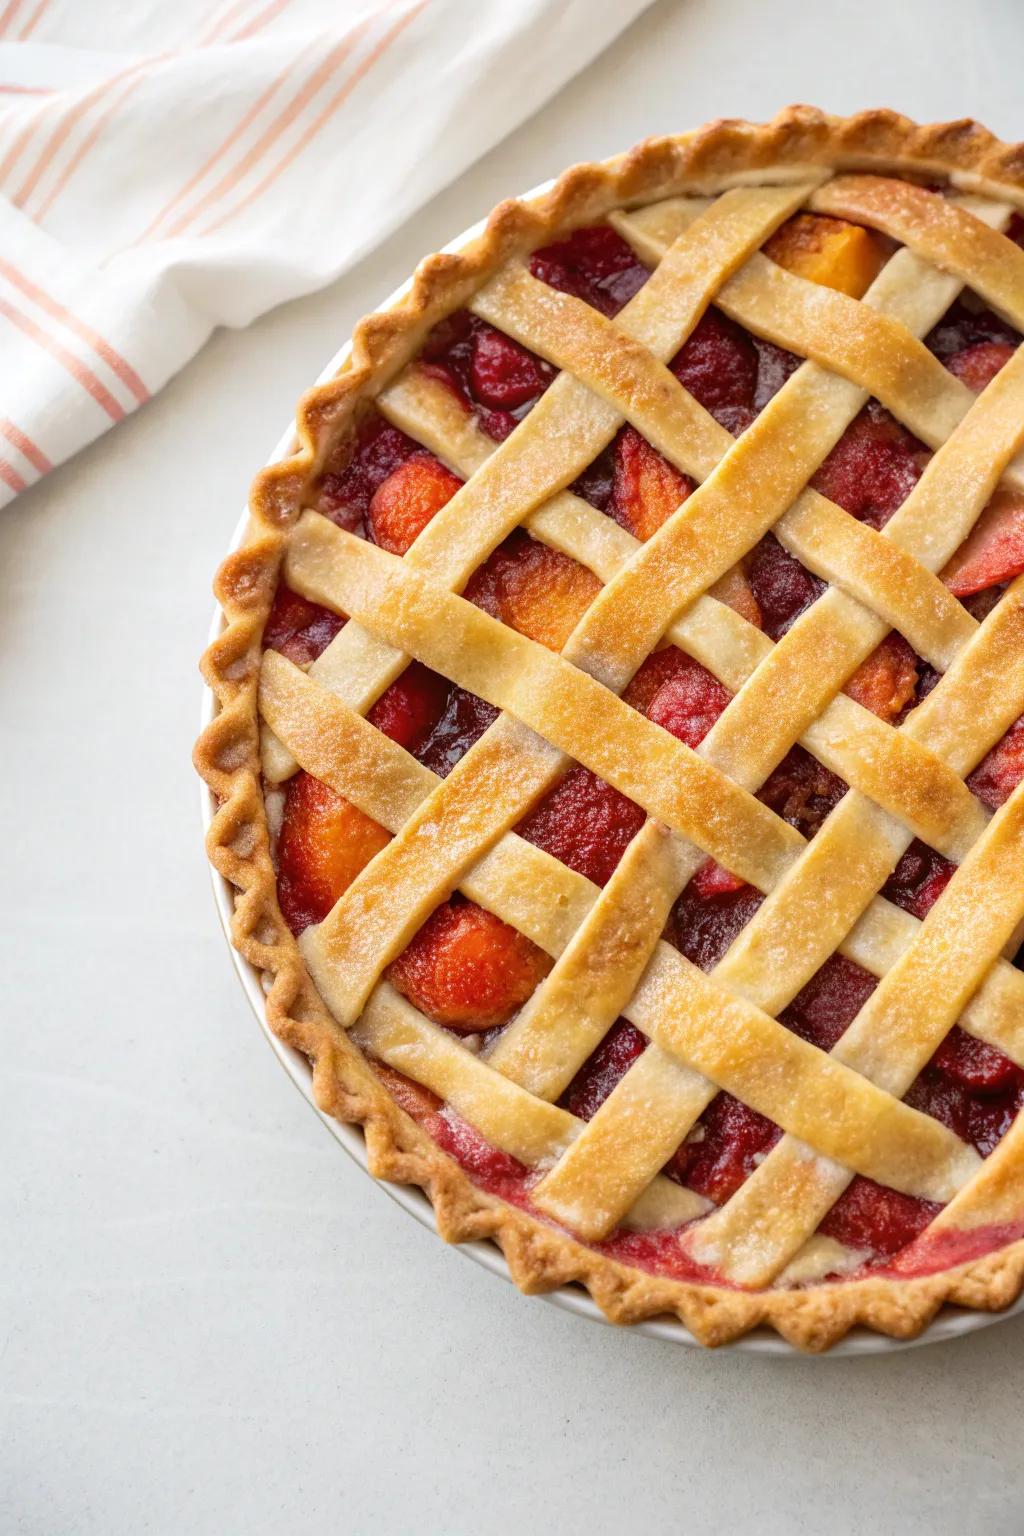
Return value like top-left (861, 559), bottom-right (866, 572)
top-left (199, 182), bottom-right (1024, 1357)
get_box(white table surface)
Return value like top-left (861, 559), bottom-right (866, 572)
top-left (6, 1), bottom-right (1024, 1531)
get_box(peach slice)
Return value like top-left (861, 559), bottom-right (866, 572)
top-left (843, 632), bottom-right (918, 723)
top-left (369, 454), bottom-right (462, 556)
top-left (277, 772), bottom-right (391, 935)
top-left (610, 424), bottom-right (693, 542)
top-left (465, 529), bottom-right (601, 651)
top-left (388, 899), bottom-right (551, 1033)
top-left (765, 212), bottom-right (888, 299)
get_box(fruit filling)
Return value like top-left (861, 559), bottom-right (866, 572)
top-left (277, 771), bottom-right (391, 935)
top-left (315, 414), bottom-right (420, 534)
top-left (418, 310), bottom-right (556, 441)
top-left (388, 897), bottom-right (551, 1034)
top-left (464, 528), bottom-right (601, 650)
top-left (264, 584), bottom-right (345, 667)
top-left (529, 224), bottom-right (651, 317)
top-left (267, 205), bottom-right (1024, 1285)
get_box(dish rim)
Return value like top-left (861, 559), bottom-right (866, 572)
top-left (199, 176), bottom-right (1024, 1357)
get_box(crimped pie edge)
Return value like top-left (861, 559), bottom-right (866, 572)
top-left (194, 106), bottom-right (1024, 1352)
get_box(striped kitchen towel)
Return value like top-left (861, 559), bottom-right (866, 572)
top-left (0, 0), bottom-right (653, 506)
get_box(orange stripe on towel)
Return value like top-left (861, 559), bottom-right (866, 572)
top-left (0, 297), bottom-right (126, 420)
top-left (0, 260), bottom-right (149, 403)
top-left (202, 2), bottom-right (426, 237)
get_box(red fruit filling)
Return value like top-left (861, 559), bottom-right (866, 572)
top-left (418, 310), bottom-right (555, 441)
top-left (941, 488), bottom-right (1024, 597)
top-left (819, 1179), bottom-right (940, 1257)
top-left (751, 337), bottom-right (803, 411)
top-left (673, 1094), bottom-right (780, 1205)
top-left (758, 745), bottom-right (847, 839)
top-left (747, 532), bottom-right (826, 639)
top-left (670, 883), bottom-right (765, 973)
top-left (926, 297), bottom-right (1020, 371)
top-left (946, 339), bottom-right (1016, 392)
top-left (366, 662), bottom-right (451, 755)
top-left (316, 413), bottom-right (419, 533)
top-left (689, 860), bottom-right (747, 900)
top-left (376, 1064), bottom-right (532, 1203)
top-left (933, 1026), bottom-right (1024, 1093)
top-left (621, 645), bottom-right (741, 893)
top-left (414, 686), bottom-right (499, 780)
top-left (643, 655), bottom-right (732, 751)
top-left (517, 765), bottom-right (646, 888)
top-left (388, 896), bottom-right (550, 1032)
top-left (906, 1068), bottom-right (1024, 1159)
top-left (619, 643), bottom-right (702, 714)
top-left (559, 1019), bottom-right (647, 1121)
top-left (670, 308), bottom-right (759, 436)
top-left (670, 306), bottom-right (803, 435)
top-left (529, 224), bottom-right (650, 318)
top-left (968, 714), bottom-right (1024, 809)
top-left (811, 400), bottom-right (924, 531)
top-left (886, 1220), bottom-right (1024, 1280)
top-left (881, 840), bottom-right (955, 920)
top-left (368, 454), bottom-right (463, 555)
top-left (779, 954), bottom-right (877, 1053)
top-left (264, 584), bottom-right (345, 666)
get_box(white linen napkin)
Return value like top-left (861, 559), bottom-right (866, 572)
top-left (0, 0), bottom-right (653, 506)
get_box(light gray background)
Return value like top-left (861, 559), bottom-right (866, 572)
top-left (5, 1), bottom-right (1024, 1532)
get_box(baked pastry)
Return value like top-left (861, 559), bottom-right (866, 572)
top-left (197, 108), bottom-right (1024, 1351)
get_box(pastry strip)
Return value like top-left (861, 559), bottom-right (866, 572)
top-left (262, 182), bottom-right (814, 780)
top-left (690, 775), bottom-right (1024, 1284)
top-left (259, 648), bottom-right (1024, 1074)
top-left (809, 176), bottom-right (1024, 328)
top-left (380, 369), bottom-right (985, 859)
top-left (257, 171), bottom-right (1024, 1271)
top-left (351, 982), bottom-right (708, 1233)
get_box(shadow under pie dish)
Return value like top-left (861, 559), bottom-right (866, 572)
top-left (196, 107), bottom-right (1024, 1353)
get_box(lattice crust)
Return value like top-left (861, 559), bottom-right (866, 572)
top-left (196, 109), bottom-right (1024, 1351)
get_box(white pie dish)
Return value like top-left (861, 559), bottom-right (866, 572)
top-left (199, 187), bottom-right (1024, 1356)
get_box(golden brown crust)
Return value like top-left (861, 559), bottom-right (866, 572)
top-left (195, 107), bottom-right (1024, 1351)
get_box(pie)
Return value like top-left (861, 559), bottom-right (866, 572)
top-left (196, 108), bottom-right (1024, 1351)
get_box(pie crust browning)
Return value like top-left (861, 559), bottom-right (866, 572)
top-left (196, 107), bottom-right (1024, 1350)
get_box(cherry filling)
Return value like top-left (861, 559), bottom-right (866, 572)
top-left (418, 310), bottom-right (555, 441)
top-left (316, 414), bottom-right (421, 534)
top-left (264, 585), bottom-right (344, 667)
top-left (268, 212), bottom-right (1024, 1286)
top-left (376, 1064), bottom-right (534, 1205)
top-left (746, 534), bottom-right (825, 640)
top-left (529, 224), bottom-right (650, 317)
top-left (882, 840), bottom-right (956, 921)
top-left (811, 400), bottom-right (926, 532)
top-left (517, 767), bottom-right (645, 888)
top-left (969, 715), bottom-right (1024, 810)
